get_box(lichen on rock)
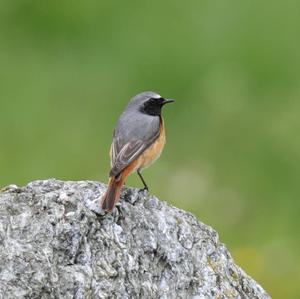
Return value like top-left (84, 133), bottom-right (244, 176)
top-left (0, 179), bottom-right (270, 299)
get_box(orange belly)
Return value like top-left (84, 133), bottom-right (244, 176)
top-left (137, 119), bottom-right (166, 169)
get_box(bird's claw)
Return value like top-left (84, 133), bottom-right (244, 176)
top-left (138, 187), bottom-right (149, 194)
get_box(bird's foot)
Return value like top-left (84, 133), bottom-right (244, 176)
top-left (138, 187), bottom-right (149, 193)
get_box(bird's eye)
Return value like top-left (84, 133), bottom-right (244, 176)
top-left (146, 98), bottom-right (156, 105)
top-left (148, 97), bottom-right (163, 104)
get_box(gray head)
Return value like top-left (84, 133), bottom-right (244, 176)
top-left (127, 91), bottom-right (175, 116)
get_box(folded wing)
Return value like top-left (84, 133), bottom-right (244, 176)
top-left (109, 132), bottom-right (160, 178)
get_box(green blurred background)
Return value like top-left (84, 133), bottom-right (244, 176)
top-left (0, 1), bottom-right (299, 297)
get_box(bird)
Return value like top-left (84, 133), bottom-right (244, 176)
top-left (101, 91), bottom-right (175, 212)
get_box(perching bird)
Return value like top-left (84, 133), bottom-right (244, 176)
top-left (101, 91), bottom-right (174, 212)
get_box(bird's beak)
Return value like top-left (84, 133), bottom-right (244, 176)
top-left (162, 98), bottom-right (175, 105)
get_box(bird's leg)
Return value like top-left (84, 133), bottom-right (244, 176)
top-left (137, 169), bottom-right (149, 192)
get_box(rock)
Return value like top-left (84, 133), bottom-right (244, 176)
top-left (0, 179), bottom-right (270, 299)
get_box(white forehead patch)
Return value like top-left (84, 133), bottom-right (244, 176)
top-left (152, 93), bottom-right (161, 99)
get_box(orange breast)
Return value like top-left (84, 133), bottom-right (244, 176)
top-left (137, 118), bottom-right (166, 170)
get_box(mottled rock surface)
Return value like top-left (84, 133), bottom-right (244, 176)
top-left (0, 179), bottom-right (270, 299)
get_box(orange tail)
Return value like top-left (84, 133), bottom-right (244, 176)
top-left (101, 176), bottom-right (124, 212)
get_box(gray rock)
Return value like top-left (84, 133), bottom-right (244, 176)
top-left (0, 179), bottom-right (270, 299)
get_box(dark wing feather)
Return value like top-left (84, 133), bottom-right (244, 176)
top-left (109, 132), bottom-right (160, 177)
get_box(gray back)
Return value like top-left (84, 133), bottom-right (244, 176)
top-left (114, 108), bottom-right (160, 143)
